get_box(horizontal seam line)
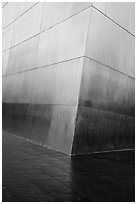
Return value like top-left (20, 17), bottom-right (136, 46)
top-left (85, 56), bottom-right (135, 79)
top-left (2, 3), bottom-right (134, 53)
top-left (91, 5), bottom-right (135, 37)
top-left (71, 149), bottom-right (135, 156)
top-left (2, 56), bottom-right (84, 77)
top-left (2, 56), bottom-right (135, 80)
top-left (2, 2), bottom-right (135, 37)
top-left (2, 2), bottom-right (39, 30)
top-left (77, 105), bottom-right (134, 118)
top-left (2, 2), bottom-right (134, 53)
top-left (2, 102), bottom-right (77, 107)
top-left (2, 2), bottom-right (8, 8)
top-left (2, 33), bottom-right (40, 53)
top-left (2, 103), bottom-right (134, 118)
top-left (2, 4), bottom-right (92, 53)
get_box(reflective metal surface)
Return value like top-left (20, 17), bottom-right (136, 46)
top-left (93, 2), bottom-right (135, 35)
top-left (2, 50), bottom-right (10, 75)
top-left (12, 3), bottom-right (43, 46)
top-left (3, 103), bottom-right (77, 155)
top-left (2, 2), bottom-right (7, 7)
top-left (46, 105), bottom-right (77, 154)
top-left (25, 2), bottom-right (37, 10)
top-left (72, 106), bottom-right (134, 154)
top-left (30, 58), bottom-right (83, 105)
top-left (41, 2), bottom-right (91, 31)
top-left (72, 58), bottom-right (135, 154)
top-left (2, 24), bottom-right (14, 51)
top-left (6, 36), bottom-right (39, 75)
top-left (14, 3), bottom-right (26, 20)
top-left (85, 7), bottom-right (135, 77)
top-left (3, 58), bottom-right (83, 105)
top-left (2, 3), bottom-right (135, 155)
top-left (2, 2), bottom-right (37, 28)
top-left (2, 3), bottom-right (16, 28)
top-left (78, 58), bottom-right (135, 116)
top-left (3, 58), bottom-right (84, 154)
top-left (36, 8), bottom-right (90, 67)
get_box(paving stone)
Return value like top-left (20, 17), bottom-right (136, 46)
top-left (2, 130), bottom-right (135, 202)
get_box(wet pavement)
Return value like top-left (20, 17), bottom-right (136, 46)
top-left (2, 130), bottom-right (135, 202)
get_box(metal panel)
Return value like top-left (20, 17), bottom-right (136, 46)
top-left (2, 2), bottom-right (37, 28)
top-left (41, 2), bottom-right (91, 31)
top-left (36, 8), bottom-right (90, 67)
top-left (6, 36), bottom-right (39, 75)
top-left (2, 50), bottom-right (10, 76)
top-left (14, 3), bottom-right (26, 20)
top-left (3, 58), bottom-right (83, 106)
top-left (72, 106), bottom-right (135, 154)
top-left (85, 8), bottom-right (135, 77)
top-left (30, 58), bottom-right (83, 105)
top-left (2, 77), bottom-right (8, 99)
top-left (2, 73), bottom-right (26, 103)
top-left (47, 104), bottom-right (77, 154)
top-left (2, 3), bottom-right (16, 28)
top-left (12, 3), bottom-right (43, 46)
top-left (2, 102), bottom-right (77, 155)
top-left (128, 3), bottom-right (135, 35)
top-left (2, 2), bottom-right (8, 7)
top-left (72, 56), bottom-right (135, 155)
top-left (2, 24), bottom-right (14, 51)
top-left (25, 2), bottom-right (37, 10)
top-left (93, 2), bottom-right (135, 35)
top-left (79, 58), bottom-right (135, 116)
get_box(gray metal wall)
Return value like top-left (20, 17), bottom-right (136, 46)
top-left (72, 3), bottom-right (135, 154)
top-left (2, 2), bottom-right (91, 154)
top-left (2, 2), bottom-right (135, 155)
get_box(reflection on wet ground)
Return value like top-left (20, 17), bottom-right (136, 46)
top-left (2, 131), bottom-right (135, 202)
